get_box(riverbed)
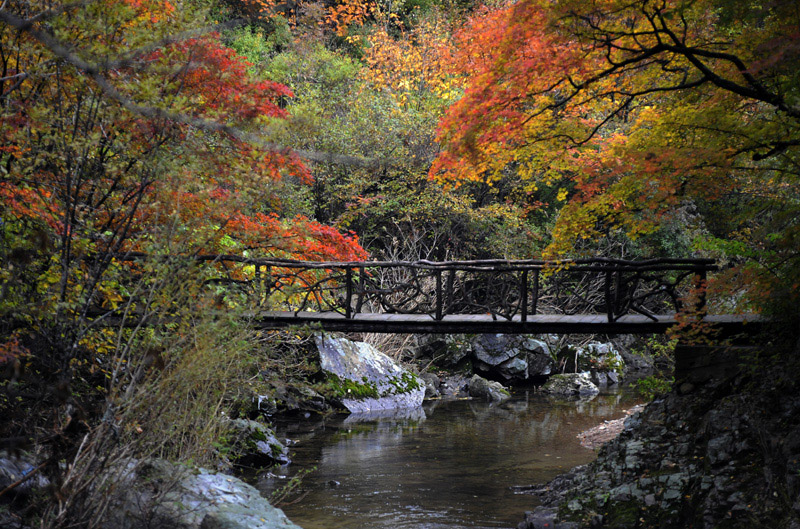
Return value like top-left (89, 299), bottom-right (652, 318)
top-left (257, 388), bottom-right (642, 529)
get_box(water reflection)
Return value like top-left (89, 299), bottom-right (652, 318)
top-left (343, 406), bottom-right (428, 424)
top-left (263, 389), bottom-right (641, 529)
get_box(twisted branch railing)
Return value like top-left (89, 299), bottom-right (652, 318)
top-left (118, 256), bottom-right (715, 323)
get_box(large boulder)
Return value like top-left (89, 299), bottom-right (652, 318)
top-left (104, 460), bottom-right (301, 529)
top-left (469, 334), bottom-right (554, 382)
top-left (541, 373), bottom-right (600, 398)
top-left (412, 334), bottom-right (555, 383)
top-left (315, 335), bottom-right (424, 414)
top-left (468, 374), bottom-right (512, 403)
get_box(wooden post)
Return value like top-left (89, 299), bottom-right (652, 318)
top-left (445, 269), bottom-right (455, 315)
top-left (531, 269), bottom-right (539, 316)
top-left (435, 270), bottom-right (443, 321)
top-left (520, 269), bottom-right (529, 322)
top-left (254, 264), bottom-right (261, 305)
top-left (265, 266), bottom-right (272, 302)
top-left (345, 267), bottom-right (353, 319)
top-left (614, 270), bottom-right (622, 319)
top-left (605, 270), bottom-right (614, 322)
top-left (355, 265), bottom-right (366, 314)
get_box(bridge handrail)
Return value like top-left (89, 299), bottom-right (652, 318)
top-left (106, 253), bottom-right (716, 323)
top-left (112, 253), bottom-right (717, 271)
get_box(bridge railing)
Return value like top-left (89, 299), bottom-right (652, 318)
top-left (171, 256), bottom-right (716, 323)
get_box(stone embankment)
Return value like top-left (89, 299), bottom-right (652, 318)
top-left (518, 361), bottom-right (800, 529)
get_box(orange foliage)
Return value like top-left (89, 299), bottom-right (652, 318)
top-left (136, 34), bottom-right (294, 123)
top-left (0, 0), bottom-right (366, 271)
top-left (327, 0), bottom-right (374, 36)
top-left (0, 335), bottom-right (29, 365)
top-left (431, 1), bottom-right (586, 185)
top-left (0, 184), bottom-right (62, 232)
top-left (433, 0), bottom-right (800, 314)
top-left (140, 187), bottom-right (367, 261)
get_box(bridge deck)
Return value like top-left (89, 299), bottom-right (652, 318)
top-left (249, 311), bottom-right (762, 335)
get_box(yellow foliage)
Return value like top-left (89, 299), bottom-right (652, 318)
top-left (361, 15), bottom-right (460, 109)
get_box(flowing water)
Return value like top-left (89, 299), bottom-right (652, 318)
top-left (256, 388), bottom-right (641, 529)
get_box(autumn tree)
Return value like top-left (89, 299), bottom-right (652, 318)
top-left (361, 11), bottom-right (459, 109)
top-left (0, 0), bottom-right (366, 371)
top-left (0, 1), bottom-right (366, 524)
top-left (433, 0), bottom-right (800, 316)
top-left (1, 0), bottom-right (366, 327)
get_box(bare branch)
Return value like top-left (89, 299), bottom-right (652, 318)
top-left (652, 9), bottom-right (800, 120)
top-left (748, 140), bottom-right (800, 161)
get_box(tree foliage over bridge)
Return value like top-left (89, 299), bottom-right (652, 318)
top-left (434, 0), bottom-right (800, 319)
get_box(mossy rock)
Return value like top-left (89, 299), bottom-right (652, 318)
top-left (467, 374), bottom-right (511, 402)
top-left (227, 419), bottom-right (289, 467)
top-left (541, 373), bottom-right (600, 398)
top-left (315, 336), bottom-right (425, 413)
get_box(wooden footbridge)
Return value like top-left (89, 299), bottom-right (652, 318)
top-left (170, 256), bottom-right (759, 336)
top-left (100, 254), bottom-right (763, 384)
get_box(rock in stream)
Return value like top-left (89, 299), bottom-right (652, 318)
top-left (541, 373), bottom-right (600, 398)
top-left (316, 335), bottom-right (424, 414)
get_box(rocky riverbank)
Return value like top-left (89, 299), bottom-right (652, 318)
top-left (0, 332), bottom-right (658, 529)
top-left (0, 456), bottom-right (302, 529)
top-left (518, 352), bottom-right (800, 529)
top-left (576, 404), bottom-right (645, 450)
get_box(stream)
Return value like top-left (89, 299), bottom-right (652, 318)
top-left (256, 388), bottom-right (642, 529)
